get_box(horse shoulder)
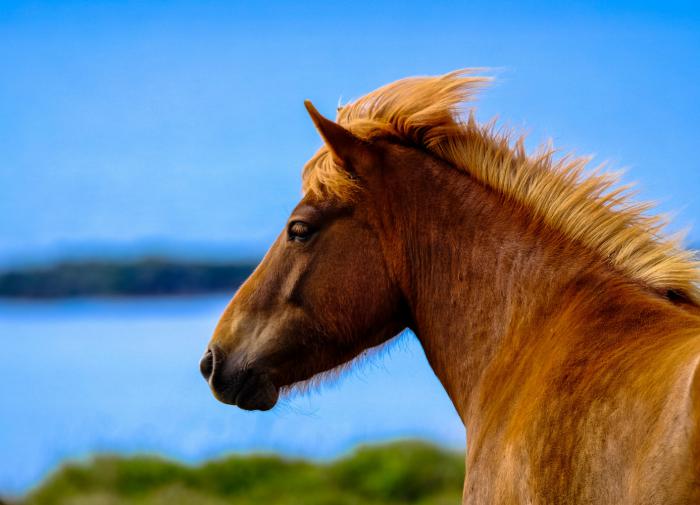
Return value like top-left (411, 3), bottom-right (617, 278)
top-left (641, 324), bottom-right (700, 504)
top-left (685, 339), bottom-right (700, 500)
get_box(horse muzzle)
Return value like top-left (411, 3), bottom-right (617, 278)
top-left (199, 346), bottom-right (279, 411)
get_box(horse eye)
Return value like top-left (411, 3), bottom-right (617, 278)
top-left (288, 221), bottom-right (315, 242)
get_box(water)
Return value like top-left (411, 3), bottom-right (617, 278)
top-left (0, 296), bottom-right (463, 496)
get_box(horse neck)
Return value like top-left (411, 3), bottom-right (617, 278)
top-left (374, 152), bottom-right (670, 421)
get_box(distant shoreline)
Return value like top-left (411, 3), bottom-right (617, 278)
top-left (0, 259), bottom-right (258, 299)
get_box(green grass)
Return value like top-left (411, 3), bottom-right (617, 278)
top-left (17, 441), bottom-right (464, 505)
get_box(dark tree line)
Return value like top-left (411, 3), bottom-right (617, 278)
top-left (0, 259), bottom-right (257, 298)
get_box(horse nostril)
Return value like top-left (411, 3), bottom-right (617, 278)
top-left (200, 348), bottom-right (215, 381)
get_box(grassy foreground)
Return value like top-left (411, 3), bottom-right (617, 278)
top-left (17, 441), bottom-right (464, 505)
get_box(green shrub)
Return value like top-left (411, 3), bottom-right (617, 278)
top-left (21, 441), bottom-right (464, 505)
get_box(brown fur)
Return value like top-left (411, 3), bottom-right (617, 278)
top-left (204, 72), bottom-right (700, 504)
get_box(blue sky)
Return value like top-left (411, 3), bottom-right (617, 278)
top-left (1, 0), bottom-right (699, 265)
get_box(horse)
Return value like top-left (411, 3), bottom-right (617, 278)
top-left (200, 70), bottom-right (700, 504)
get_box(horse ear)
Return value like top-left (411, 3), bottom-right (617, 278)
top-left (304, 100), bottom-right (368, 171)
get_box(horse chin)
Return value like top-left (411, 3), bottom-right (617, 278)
top-left (213, 369), bottom-right (279, 411)
top-left (235, 374), bottom-right (279, 411)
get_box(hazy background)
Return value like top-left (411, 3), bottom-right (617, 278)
top-left (1, 0), bottom-right (699, 498)
top-left (2, 0), bottom-right (699, 264)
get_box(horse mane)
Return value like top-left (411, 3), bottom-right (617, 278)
top-left (301, 70), bottom-right (700, 304)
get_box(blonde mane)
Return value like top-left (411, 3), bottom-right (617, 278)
top-left (302, 70), bottom-right (700, 303)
